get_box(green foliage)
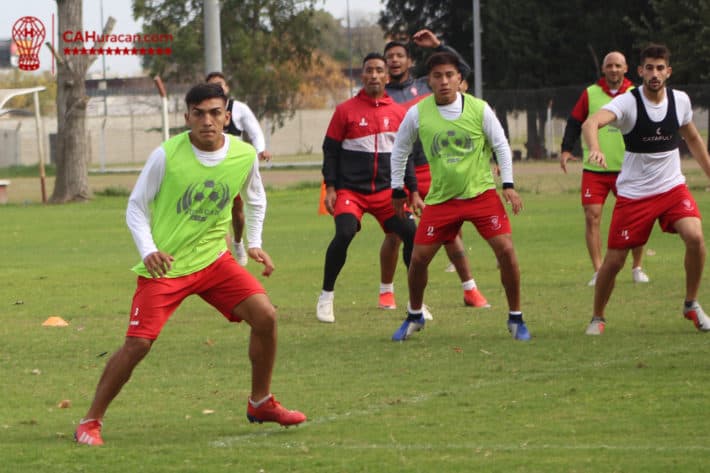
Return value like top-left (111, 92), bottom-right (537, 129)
top-left (379, 0), bottom-right (710, 89)
top-left (133, 0), bottom-right (322, 128)
top-left (2, 164), bottom-right (710, 471)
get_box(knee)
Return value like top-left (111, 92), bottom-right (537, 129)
top-left (334, 215), bottom-right (358, 242)
top-left (122, 337), bottom-right (153, 360)
top-left (248, 301), bottom-right (277, 335)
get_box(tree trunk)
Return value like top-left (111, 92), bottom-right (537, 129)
top-left (52, 0), bottom-right (91, 202)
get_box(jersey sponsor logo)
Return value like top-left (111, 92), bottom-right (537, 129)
top-left (431, 129), bottom-right (474, 163)
top-left (359, 117), bottom-right (368, 127)
top-left (383, 117), bottom-right (390, 129)
top-left (177, 179), bottom-right (231, 222)
top-left (344, 199), bottom-right (350, 206)
top-left (641, 127), bottom-right (673, 143)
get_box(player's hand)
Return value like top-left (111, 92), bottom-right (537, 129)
top-left (247, 248), bottom-right (275, 277)
top-left (408, 191), bottom-right (425, 217)
top-left (324, 186), bottom-right (337, 215)
top-left (559, 151), bottom-right (578, 174)
top-left (258, 150), bottom-right (272, 162)
top-left (392, 197), bottom-right (408, 219)
top-left (587, 150), bottom-right (607, 169)
top-left (143, 251), bottom-right (174, 278)
top-left (502, 188), bottom-right (523, 215)
top-left (412, 29), bottom-right (441, 48)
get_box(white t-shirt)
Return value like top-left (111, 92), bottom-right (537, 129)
top-left (603, 86), bottom-right (693, 199)
top-left (229, 99), bottom-right (266, 154)
top-left (126, 134), bottom-right (267, 260)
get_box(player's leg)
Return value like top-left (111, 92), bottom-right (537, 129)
top-left (583, 203), bottom-right (603, 281)
top-left (233, 293), bottom-right (304, 425)
top-left (592, 248), bottom-right (628, 318)
top-left (83, 337), bottom-right (153, 422)
top-left (675, 216), bottom-right (710, 331)
top-left (379, 233), bottom-right (401, 309)
top-left (317, 213), bottom-right (359, 322)
top-left (77, 276), bottom-right (184, 445)
top-left (231, 195), bottom-right (248, 266)
top-left (444, 235), bottom-right (489, 308)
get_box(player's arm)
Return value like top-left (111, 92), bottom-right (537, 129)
top-left (680, 121), bottom-right (710, 180)
top-left (322, 107), bottom-right (345, 214)
top-left (240, 154), bottom-right (273, 276)
top-left (235, 101), bottom-right (270, 160)
top-left (483, 103), bottom-right (522, 214)
top-left (412, 29), bottom-right (472, 79)
top-left (559, 90), bottom-right (588, 173)
top-left (391, 107), bottom-right (420, 218)
top-left (582, 109), bottom-right (617, 169)
top-left (126, 147), bottom-right (174, 277)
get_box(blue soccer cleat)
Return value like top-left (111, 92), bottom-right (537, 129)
top-left (392, 314), bottom-right (426, 341)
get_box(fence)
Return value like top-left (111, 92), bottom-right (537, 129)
top-left (1, 84), bottom-right (708, 169)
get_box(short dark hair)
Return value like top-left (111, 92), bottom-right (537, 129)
top-left (362, 52), bottom-right (386, 65)
top-left (185, 83), bottom-right (227, 108)
top-left (640, 43), bottom-right (671, 64)
top-left (384, 40), bottom-right (410, 58)
top-left (205, 71), bottom-right (226, 82)
top-left (426, 51), bottom-right (461, 73)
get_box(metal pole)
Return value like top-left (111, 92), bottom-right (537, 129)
top-left (473, 0), bottom-right (482, 98)
top-left (204, 0), bottom-right (223, 74)
top-left (346, 0), bottom-right (353, 96)
top-left (33, 91), bottom-right (46, 203)
top-left (100, 0), bottom-right (107, 116)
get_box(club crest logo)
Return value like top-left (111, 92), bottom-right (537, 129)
top-left (12, 16), bottom-right (45, 71)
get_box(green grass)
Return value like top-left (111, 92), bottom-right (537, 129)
top-left (2, 169), bottom-right (710, 472)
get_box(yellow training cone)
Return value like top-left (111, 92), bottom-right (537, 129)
top-left (42, 316), bottom-right (69, 327)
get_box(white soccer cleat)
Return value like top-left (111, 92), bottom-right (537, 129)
top-left (421, 304), bottom-right (433, 320)
top-left (233, 240), bottom-right (248, 266)
top-left (444, 263), bottom-right (456, 273)
top-left (316, 298), bottom-right (335, 323)
top-left (683, 301), bottom-right (710, 332)
top-left (632, 267), bottom-right (650, 283)
top-left (587, 272), bottom-right (598, 287)
top-left (585, 316), bottom-right (606, 335)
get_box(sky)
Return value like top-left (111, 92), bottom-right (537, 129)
top-left (1, 0), bottom-right (384, 77)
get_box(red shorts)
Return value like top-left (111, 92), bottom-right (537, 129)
top-left (126, 252), bottom-right (266, 339)
top-left (608, 184), bottom-right (701, 249)
top-left (333, 188), bottom-right (400, 231)
top-left (415, 163), bottom-right (432, 199)
top-left (581, 170), bottom-right (619, 206)
top-left (415, 189), bottom-right (511, 244)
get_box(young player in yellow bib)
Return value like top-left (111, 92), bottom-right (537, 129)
top-left (74, 84), bottom-right (305, 446)
top-left (389, 52), bottom-right (531, 341)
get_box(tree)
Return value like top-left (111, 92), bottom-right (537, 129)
top-left (134, 0), bottom-right (322, 129)
top-left (294, 52), bottom-right (350, 109)
top-left (378, 0), bottom-right (652, 158)
top-left (51, 0), bottom-right (114, 202)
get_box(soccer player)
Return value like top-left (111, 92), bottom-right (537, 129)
top-left (316, 52), bottom-right (421, 323)
top-left (74, 83), bottom-right (305, 446)
top-left (390, 51), bottom-right (531, 341)
top-left (560, 51), bottom-right (650, 286)
top-left (381, 30), bottom-right (490, 310)
top-left (206, 72), bottom-right (272, 266)
top-left (582, 44), bottom-right (710, 335)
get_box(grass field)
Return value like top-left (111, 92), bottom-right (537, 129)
top-left (2, 161), bottom-right (710, 472)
